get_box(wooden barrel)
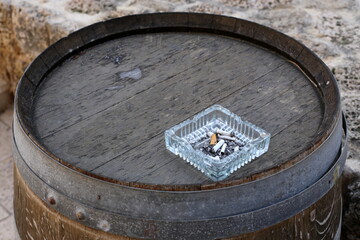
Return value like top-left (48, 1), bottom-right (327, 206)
top-left (13, 13), bottom-right (348, 239)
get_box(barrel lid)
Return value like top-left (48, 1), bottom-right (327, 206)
top-left (16, 13), bottom-right (341, 191)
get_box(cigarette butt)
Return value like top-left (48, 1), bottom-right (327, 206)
top-left (221, 143), bottom-right (227, 153)
top-left (210, 134), bottom-right (217, 145)
top-left (213, 139), bottom-right (225, 152)
top-left (216, 128), bottom-right (234, 137)
top-left (218, 135), bottom-right (237, 141)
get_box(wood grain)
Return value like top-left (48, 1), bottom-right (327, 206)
top-left (14, 164), bottom-right (342, 240)
top-left (14, 165), bottom-right (132, 240)
top-left (92, 63), bottom-right (322, 185)
top-left (34, 33), bottom-right (237, 118)
top-left (224, 179), bottom-right (341, 240)
top-left (31, 32), bottom-right (323, 185)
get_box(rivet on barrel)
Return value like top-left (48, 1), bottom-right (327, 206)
top-left (47, 195), bottom-right (56, 205)
top-left (76, 209), bottom-right (86, 220)
top-left (310, 209), bottom-right (316, 222)
top-left (97, 220), bottom-right (111, 232)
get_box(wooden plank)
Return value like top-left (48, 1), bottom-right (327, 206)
top-left (33, 34), bottom-right (286, 174)
top-left (226, 107), bottom-right (322, 181)
top-left (14, 165), bottom-right (132, 240)
top-left (134, 86), bottom-right (322, 185)
top-left (90, 62), bottom-right (300, 179)
top-left (33, 33), bottom-right (239, 118)
top-left (223, 179), bottom-right (341, 240)
top-left (31, 30), bottom-right (326, 187)
top-left (33, 34), bottom-right (244, 134)
top-left (16, 76), bottom-right (36, 133)
top-left (14, 163), bottom-right (342, 240)
top-left (34, 40), bottom-right (253, 139)
top-left (91, 61), bottom-right (322, 185)
top-left (45, 54), bottom-right (284, 170)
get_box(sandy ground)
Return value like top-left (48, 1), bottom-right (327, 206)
top-left (0, 104), bottom-right (15, 240)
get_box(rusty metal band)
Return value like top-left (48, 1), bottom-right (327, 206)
top-left (13, 114), bottom-right (348, 239)
top-left (13, 109), bottom-right (343, 219)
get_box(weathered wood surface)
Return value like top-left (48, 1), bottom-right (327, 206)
top-left (13, 165), bottom-right (130, 240)
top-left (31, 32), bottom-right (323, 186)
top-left (14, 164), bottom-right (342, 240)
top-left (225, 180), bottom-right (342, 240)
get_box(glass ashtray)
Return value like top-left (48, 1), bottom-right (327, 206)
top-left (165, 105), bottom-right (270, 181)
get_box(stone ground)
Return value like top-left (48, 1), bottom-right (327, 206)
top-left (0, 104), bottom-right (15, 240)
top-left (0, 0), bottom-right (359, 239)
